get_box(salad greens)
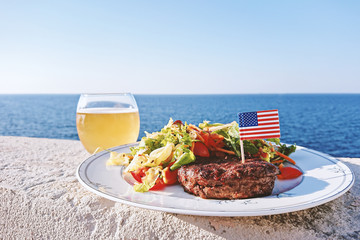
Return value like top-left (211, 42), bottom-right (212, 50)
top-left (130, 119), bottom-right (192, 155)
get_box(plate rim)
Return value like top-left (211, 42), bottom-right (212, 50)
top-left (76, 144), bottom-right (355, 217)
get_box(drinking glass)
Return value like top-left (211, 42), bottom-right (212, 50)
top-left (76, 93), bottom-right (140, 154)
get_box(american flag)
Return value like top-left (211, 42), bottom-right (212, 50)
top-left (238, 109), bottom-right (280, 140)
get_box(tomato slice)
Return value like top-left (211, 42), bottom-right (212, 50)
top-left (149, 178), bottom-right (166, 190)
top-left (172, 120), bottom-right (183, 126)
top-left (199, 131), bottom-right (210, 145)
top-left (130, 171), bottom-right (142, 182)
top-left (277, 166), bottom-right (303, 180)
top-left (162, 163), bottom-right (178, 185)
top-left (193, 141), bottom-right (210, 157)
top-left (207, 135), bottom-right (217, 150)
top-left (131, 164), bottom-right (177, 190)
top-left (130, 167), bottom-right (149, 183)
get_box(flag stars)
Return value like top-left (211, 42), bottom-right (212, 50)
top-left (238, 112), bottom-right (258, 127)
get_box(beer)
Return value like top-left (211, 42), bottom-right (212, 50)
top-left (76, 108), bottom-right (140, 153)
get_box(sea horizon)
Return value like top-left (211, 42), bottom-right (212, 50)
top-left (0, 94), bottom-right (359, 158)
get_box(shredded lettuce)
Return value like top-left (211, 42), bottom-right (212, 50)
top-left (267, 138), bottom-right (281, 145)
top-left (243, 141), bottom-right (258, 155)
top-left (198, 121), bottom-right (223, 129)
top-left (133, 182), bottom-right (152, 193)
top-left (204, 121), bottom-right (241, 157)
top-left (277, 143), bottom-right (297, 156)
top-left (130, 118), bottom-right (191, 156)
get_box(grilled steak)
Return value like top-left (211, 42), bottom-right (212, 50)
top-left (177, 156), bottom-right (279, 199)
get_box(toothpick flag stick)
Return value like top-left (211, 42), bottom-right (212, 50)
top-left (239, 138), bottom-right (245, 164)
top-left (238, 109), bottom-right (281, 164)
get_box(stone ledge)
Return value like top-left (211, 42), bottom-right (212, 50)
top-left (0, 136), bottom-right (359, 239)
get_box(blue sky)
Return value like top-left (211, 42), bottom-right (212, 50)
top-left (0, 1), bottom-right (359, 94)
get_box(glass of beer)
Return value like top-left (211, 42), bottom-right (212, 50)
top-left (76, 93), bottom-right (140, 154)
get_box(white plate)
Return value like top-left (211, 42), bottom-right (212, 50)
top-left (76, 144), bottom-right (354, 216)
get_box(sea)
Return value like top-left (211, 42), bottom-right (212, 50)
top-left (0, 94), bottom-right (359, 158)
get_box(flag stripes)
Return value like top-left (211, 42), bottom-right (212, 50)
top-left (238, 109), bottom-right (280, 140)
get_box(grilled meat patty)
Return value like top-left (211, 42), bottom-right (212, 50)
top-left (177, 156), bottom-right (279, 199)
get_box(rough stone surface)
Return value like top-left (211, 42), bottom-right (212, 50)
top-left (0, 136), bottom-right (359, 240)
